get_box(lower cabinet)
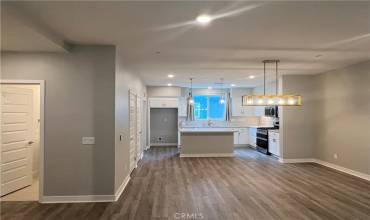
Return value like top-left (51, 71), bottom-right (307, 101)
top-left (234, 128), bottom-right (250, 146)
top-left (268, 131), bottom-right (280, 156)
top-left (249, 128), bottom-right (257, 147)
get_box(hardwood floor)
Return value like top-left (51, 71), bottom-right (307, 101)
top-left (1, 147), bottom-right (370, 220)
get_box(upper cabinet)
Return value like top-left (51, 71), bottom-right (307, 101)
top-left (149, 98), bottom-right (179, 108)
top-left (231, 88), bottom-right (254, 116)
top-left (178, 97), bottom-right (187, 117)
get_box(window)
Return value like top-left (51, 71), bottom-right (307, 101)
top-left (193, 95), bottom-right (226, 120)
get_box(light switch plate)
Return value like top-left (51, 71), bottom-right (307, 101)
top-left (82, 137), bottom-right (95, 145)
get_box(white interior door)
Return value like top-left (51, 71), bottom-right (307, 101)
top-left (1, 86), bottom-right (33, 196)
top-left (129, 92), bottom-right (137, 173)
top-left (136, 96), bottom-right (142, 162)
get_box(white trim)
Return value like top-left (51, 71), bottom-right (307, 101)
top-left (42, 175), bottom-right (131, 203)
top-left (145, 145), bottom-right (150, 150)
top-left (42, 195), bottom-right (115, 203)
top-left (1, 80), bottom-right (45, 203)
top-left (278, 158), bottom-right (315, 163)
top-left (180, 153), bottom-right (234, 158)
top-left (313, 159), bottom-right (370, 181)
top-left (114, 175), bottom-right (131, 201)
top-left (150, 143), bottom-right (178, 147)
top-left (279, 157), bottom-right (370, 181)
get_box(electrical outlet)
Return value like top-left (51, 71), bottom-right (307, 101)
top-left (333, 153), bottom-right (338, 159)
top-left (82, 137), bottom-right (95, 145)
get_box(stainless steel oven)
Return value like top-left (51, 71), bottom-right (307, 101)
top-left (256, 128), bottom-right (270, 154)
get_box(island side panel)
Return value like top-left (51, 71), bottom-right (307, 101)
top-left (180, 132), bottom-right (234, 157)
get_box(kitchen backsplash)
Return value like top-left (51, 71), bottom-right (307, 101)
top-left (179, 116), bottom-right (274, 128)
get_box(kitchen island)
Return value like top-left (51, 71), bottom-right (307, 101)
top-left (179, 128), bottom-right (235, 157)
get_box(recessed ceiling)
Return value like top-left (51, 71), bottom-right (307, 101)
top-left (2, 1), bottom-right (370, 88)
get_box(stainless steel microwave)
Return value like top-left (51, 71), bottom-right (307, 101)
top-left (265, 106), bottom-right (278, 117)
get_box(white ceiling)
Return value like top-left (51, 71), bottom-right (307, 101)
top-left (2, 1), bottom-right (370, 88)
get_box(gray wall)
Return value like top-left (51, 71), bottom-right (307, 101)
top-left (1, 46), bottom-right (116, 195)
top-left (315, 61), bottom-right (370, 174)
top-left (281, 61), bottom-right (370, 175)
top-left (150, 108), bottom-right (178, 144)
top-left (115, 47), bottom-right (146, 191)
top-left (147, 86), bottom-right (181, 97)
top-left (280, 75), bottom-right (318, 159)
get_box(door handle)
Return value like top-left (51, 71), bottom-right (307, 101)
top-left (28, 141), bottom-right (34, 145)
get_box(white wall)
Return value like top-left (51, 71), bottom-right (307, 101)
top-left (147, 86), bottom-right (181, 97)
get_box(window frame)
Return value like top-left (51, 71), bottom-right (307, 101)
top-left (193, 95), bottom-right (226, 121)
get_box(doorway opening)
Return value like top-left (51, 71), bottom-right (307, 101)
top-left (1, 80), bottom-right (44, 202)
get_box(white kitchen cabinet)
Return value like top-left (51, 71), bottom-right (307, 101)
top-left (233, 132), bottom-right (239, 145)
top-left (254, 106), bottom-right (265, 117)
top-left (249, 128), bottom-right (257, 148)
top-left (238, 128), bottom-right (249, 145)
top-left (268, 130), bottom-right (280, 156)
top-left (232, 97), bottom-right (254, 116)
top-left (231, 88), bottom-right (254, 116)
top-left (149, 98), bottom-right (178, 108)
top-left (178, 97), bottom-right (187, 117)
top-left (233, 128), bottom-right (250, 146)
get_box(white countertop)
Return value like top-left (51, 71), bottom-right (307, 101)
top-left (179, 128), bottom-right (237, 133)
top-left (179, 126), bottom-right (275, 133)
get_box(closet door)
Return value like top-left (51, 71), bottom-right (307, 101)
top-left (136, 96), bottom-right (142, 162)
top-left (129, 91), bottom-right (137, 173)
top-left (1, 87), bottom-right (33, 196)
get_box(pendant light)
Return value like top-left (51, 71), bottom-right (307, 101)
top-left (219, 78), bottom-right (226, 104)
top-left (242, 60), bottom-right (302, 106)
top-left (188, 78), bottom-right (194, 105)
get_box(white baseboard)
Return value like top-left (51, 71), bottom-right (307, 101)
top-left (313, 159), bottom-right (370, 181)
top-left (42, 175), bottom-right (131, 203)
top-left (180, 153), bottom-right (234, 158)
top-left (234, 144), bottom-right (249, 147)
top-left (114, 175), bottom-right (131, 201)
top-left (278, 158), bottom-right (315, 163)
top-left (145, 145), bottom-right (150, 150)
top-left (42, 194), bottom-right (115, 203)
top-left (279, 158), bottom-right (370, 181)
top-left (150, 143), bottom-right (178, 147)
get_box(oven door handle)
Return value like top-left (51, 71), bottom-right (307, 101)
top-left (257, 137), bottom-right (267, 141)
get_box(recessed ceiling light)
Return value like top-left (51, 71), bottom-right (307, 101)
top-left (167, 83), bottom-right (172, 86)
top-left (196, 15), bottom-right (212, 25)
top-left (249, 75), bottom-right (255, 79)
top-left (168, 74), bottom-right (174, 78)
top-left (231, 84), bottom-right (236, 87)
top-left (208, 86), bottom-right (212, 90)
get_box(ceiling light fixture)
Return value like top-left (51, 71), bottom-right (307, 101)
top-left (242, 60), bottom-right (302, 106)
top-left (167, 83), bottom-right (172, 86)
top-left (248, 75), bottom-right (255, 79)
top-left (196, 15), bottom-right (212, 25)
top-left (168, 74), bottom-right (174, 78)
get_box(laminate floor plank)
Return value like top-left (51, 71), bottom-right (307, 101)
top-left (1, 147), bottom-right (369, 220)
